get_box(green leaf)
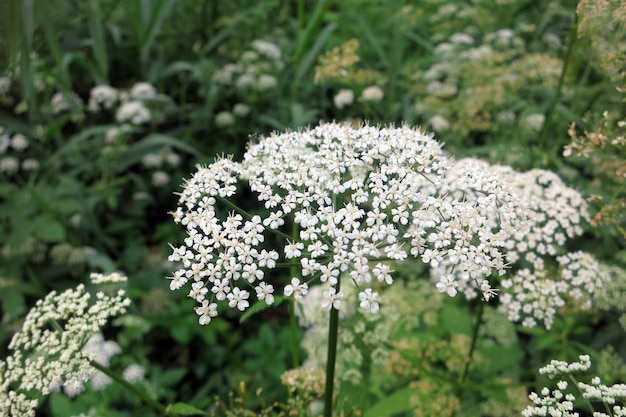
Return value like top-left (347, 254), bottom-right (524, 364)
top-left (49, 392), bottom-right (81, 416)
top-left (293, 23), bottom-right (336, 87)
top-left (166, 402), bottom-right (206, 415)
top-left (1, 292), bottom-right (25, 319)
top-left (364, 385), bottom-right (421, 417)
top-left (440, 304), bottom-right (473, 335)
top-left (170, 320), bottom-right (192, 343)
top-left (32, 217), bottom-right (66, 242)
top-left (240, 295), bottom-right (285, 323)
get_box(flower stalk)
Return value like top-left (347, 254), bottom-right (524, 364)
top-left (89, 360), bottom-right (169, 415)
top-left (323, 279), bottom-right (341, 417)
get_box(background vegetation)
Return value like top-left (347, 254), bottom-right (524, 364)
top-left (0, 0), bottom-right (624, 416)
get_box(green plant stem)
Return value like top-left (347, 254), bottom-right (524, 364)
top-left (538, 12), bottom-right (578, 151)
top-left (289, 222), bottom-right (300, 368)
top-left (323, 279), bottom-right (340, 417)
top-left (89, 360), bottom-right (169, 415)
top-left (289, 299), bottom-right (300, 368)
top-left (457, 301), bottom-right (485, 397)
top-left (568, 374), bottom-right (597, 415)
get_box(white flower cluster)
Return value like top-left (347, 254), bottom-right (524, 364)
top-left (49, 333), bottom-right (121, 397)
top-left (51, 91), bottom-right (83, 114)
top-left (0, 127), bottom-right (38, 176)
top-left (168, 122), bottom-right (523, 324)
top-left (438, 158), bottom-right (607, 328)
top-left (85, 81), bottom-right (163, 126)
top-left (539, 354), bottom-right (592, 378)
top-left (0, 273), bottom-right (131, 416)
top-left (523, 356), bottom-right (626, 417)
top-left (211, 39), bottom-right (282, 92)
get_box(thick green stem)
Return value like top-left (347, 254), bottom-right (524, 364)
top-left (289, 299), bottom-right (300, 368)
top-left (89, 360), bottom-right (168, 415)
top-left (323, 280), bottom-right (340, 417)
top-left (457, 301), bottom-right (485, 397)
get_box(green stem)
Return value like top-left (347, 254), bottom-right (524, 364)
top-left (289, 222), bottom-right (300, 368)
top-left (323, 279), bottom-right (340, 417)
top-left (568, 374), bottom-right (597, 415)
top-left (537, 11), bottom-right (578, 152)
top-left (89, 360), bottom-right (169, 415)
top-left (457, 301), bottom-right (485, 397)
top-left (289, 299), bottom-right (300, 368)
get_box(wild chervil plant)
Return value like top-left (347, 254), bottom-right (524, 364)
top-left (168, 121), bottom-right (526, 415)
top-left (0, 273), bottom-right (131, 417)
top-left (523, 355), bottom-right (626, 417)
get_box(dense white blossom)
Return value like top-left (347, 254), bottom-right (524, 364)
top-left (361, 86), bottom-right (384, 102)
top-left (333, 89), bottom-right (354, 109)
top-left (88, 85), bottom-right (118, 111)
top-left (115, 101), bottom-right (151, 124)
top-left (130, 82), bottom-right (157, 100)
top-left (437, 158), bottom-right (608, 328)
top-left (523, 356), bottom-right (626, 417)
top-left (168, 122), bottom-right (523, 323)
top-left (0, 273), bottom-right (130, 416)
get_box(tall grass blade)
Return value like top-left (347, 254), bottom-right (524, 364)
top-left (293, 0), bottom-right (329, 66)
top-left (87, 0), bottom-right (109, 82)
top-left (293, 23), bottom-right (336, 88)
top-left (39, 0), bottom-right (71, 89)
top-left (139, 0), bottom-right (176, 73)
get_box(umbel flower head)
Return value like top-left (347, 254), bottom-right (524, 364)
top-left (168, 122), bottom-right (524, 324)
top-left (522, 355), bottom-right (626, 417)
top-left (0, 272), bottom-right (130, 417)
top-left (437, 158), bottom-right (609, 329)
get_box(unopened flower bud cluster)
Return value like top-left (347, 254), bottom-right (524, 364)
top-left (168, 122), bottom-right (523, 324)
top-left (0, 273), bottom-right (131, 417)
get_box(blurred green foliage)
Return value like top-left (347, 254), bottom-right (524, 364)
top-left (0, 0), bottom-right (624, 415)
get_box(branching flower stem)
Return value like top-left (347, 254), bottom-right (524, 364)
top-left (456, 301), bottom-right (485, 398)
top-left (89, 360), bottom-right (170, 415)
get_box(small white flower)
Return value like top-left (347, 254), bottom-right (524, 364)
top-left (195, 300), bottom-right (218, 325)
top-left (168, 270), bottom-right (188, 290)
top-left (211, 278), bottom-right (231, 300)
top-left (285, 241), bottom-right (304, 258)
top-left (284, 278), bottom-right (309, 301)
top-left (436, 275), bottom-right (458, 297)
top-left (359, 288), bottom-right (380, 313)
top-left (479, 279), bottom-right (498, 301)
top-left (321, 287), bottom-right (344, 311)
top-left (227, 287), bottom-right (250, 311)
top-left (256, 282), bottom-right (275, 305)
